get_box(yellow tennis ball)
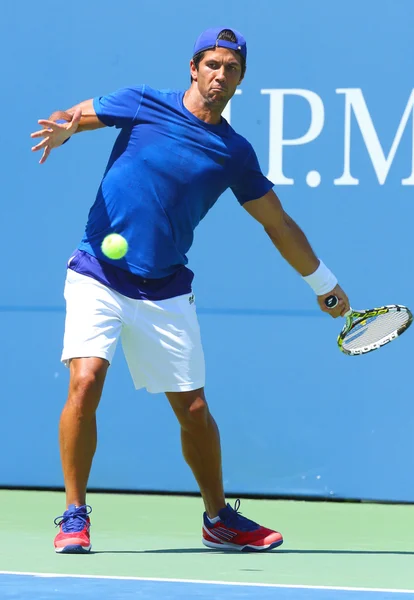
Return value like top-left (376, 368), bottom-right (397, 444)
top-left (101, 233), bottom-right (128, 260)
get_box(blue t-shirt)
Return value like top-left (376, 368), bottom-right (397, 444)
top-left (78, 85), bottom-right (274, 280)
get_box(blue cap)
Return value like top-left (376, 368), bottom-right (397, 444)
top-left (193, 27), bottom-right (247, 60)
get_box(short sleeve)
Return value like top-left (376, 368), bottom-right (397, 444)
top-left (93, 86), bottom-right (145, 128)
top-left (231, 143), bottom-right (274, 205)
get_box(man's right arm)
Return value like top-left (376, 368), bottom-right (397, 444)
top-left (49, 99), bottom-right (106, 132)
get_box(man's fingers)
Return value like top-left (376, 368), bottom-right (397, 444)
top-left (31, 128), bottom-right (52, 139)
top-left (70, 108), bottom-right (82, 123)
top-left (32, 113), bottom-right (76, 163)
top-left (68, 108), bottom-right (81, 132)
top-left (39, 147), bottom-right (51, 164)
top-left (340, 304), bottom-right (350, 317)
top-left (31, 138), bottom-right (50, 151)
top-left (334, 296), bottom-right (350, 317)
top-left (37, 119), bottom-right (62, 129)
top-left (330, 299), bottom-right (349, 319)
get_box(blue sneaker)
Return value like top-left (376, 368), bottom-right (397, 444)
top-left (202, 499), bottom-right (283, 551)
top-left (54, 504), bottom-right (92, 553)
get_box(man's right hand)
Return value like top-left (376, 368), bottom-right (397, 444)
top-left (31, 108), bottom-right (82, 164)
top-left (317, 284), bottom-right (350, 318)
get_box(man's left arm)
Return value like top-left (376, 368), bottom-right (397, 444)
top-left (243, 189), bottom-right (350, 317)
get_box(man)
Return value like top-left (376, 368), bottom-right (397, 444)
top-left (31, 27), bottom-right (350, 554)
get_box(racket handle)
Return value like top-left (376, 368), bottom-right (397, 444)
top-left (324, 295), bottom-right (352, 317)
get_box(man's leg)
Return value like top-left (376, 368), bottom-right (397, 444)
top-left (56, 269), bottom-right (124, 553)
top-left (54, 356), bottom-right (109, 554)
top-left (166, 387), bottom-right (283, 552)
top-left (166, 388), bottom-right (225, 518)
top-left (127, 290), bottom-right (282, 551)
top-left (59, 357), bottom-right (109, 508)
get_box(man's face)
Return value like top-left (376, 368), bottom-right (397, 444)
top-left (191, 47), bottom-right (243, 107)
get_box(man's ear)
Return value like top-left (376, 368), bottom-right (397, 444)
top-left (190, 59), bottom-right (198, 82)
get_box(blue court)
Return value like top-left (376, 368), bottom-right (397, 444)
top-left (1, 574), bottom-right (414, 600)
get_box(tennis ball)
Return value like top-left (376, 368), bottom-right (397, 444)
top-left (101, 233), bottom-right (128, 260)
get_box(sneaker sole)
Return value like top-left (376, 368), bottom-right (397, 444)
top-left (202, 538), bottom-right (283, 552)
top-left (55, 544), bottom-right (92, 554)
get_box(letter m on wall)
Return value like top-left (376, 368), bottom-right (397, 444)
top-left (334, 89), bottom-right (414, 186)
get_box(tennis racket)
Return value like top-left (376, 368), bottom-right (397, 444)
top-left (324, 295), bottom-right (413, 356)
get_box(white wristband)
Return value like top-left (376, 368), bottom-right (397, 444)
top-left (303, 260), bottom-right (338, 295)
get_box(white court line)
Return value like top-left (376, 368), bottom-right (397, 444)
top-left (0, 571), bottom-right (413, 595)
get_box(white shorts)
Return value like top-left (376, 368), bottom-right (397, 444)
top-left (61, 269), bottom-right (206, 394)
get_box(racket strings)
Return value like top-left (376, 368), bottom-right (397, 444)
top-left (343, 309), bottom-right (410, 351)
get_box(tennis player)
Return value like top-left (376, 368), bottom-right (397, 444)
top-left (31, 27), bottom-right (350, 554)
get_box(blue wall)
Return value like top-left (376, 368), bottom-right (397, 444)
top-left (1, 0), bottom-right (413, 501)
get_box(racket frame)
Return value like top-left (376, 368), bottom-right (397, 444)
top-left (338, 304), bottom-right (413, 356)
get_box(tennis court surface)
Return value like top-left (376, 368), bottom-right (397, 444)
top-left (1, 490), bottom-right (413, 599)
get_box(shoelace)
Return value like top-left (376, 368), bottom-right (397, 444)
top-left (221, 499), bottom-right (260, 532)
top-left (54, 505), bottom-right (92, 533)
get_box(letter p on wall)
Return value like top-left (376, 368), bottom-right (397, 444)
top-left (261, 89), bottom-right (325, 185)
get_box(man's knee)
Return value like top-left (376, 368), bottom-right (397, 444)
top-left (167, 389), bottom-right (210, 429)
top-left (188, 395), bottom-right (209, 423)
top-left (67, 358), bottom-right (108, 413)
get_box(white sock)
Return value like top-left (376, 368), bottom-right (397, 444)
top-left (208, 515), bottom-right (220, 524)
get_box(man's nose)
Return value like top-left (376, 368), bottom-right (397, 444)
top-left (215, 67), bottom-right (226, 81)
